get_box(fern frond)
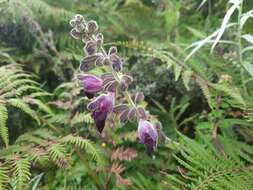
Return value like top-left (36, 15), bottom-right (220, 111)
top-left (0, 103), bottom-right (8, 147)
top-left (61, 135), bottom-right (104, 166)
top-left (11, 158), bottom-right (31, 190)
top-left (0, 165), bottom-right (9, 190)
top-left (166, 134), bottom-right (253, 190)
top-left (70, 112), bottom-right (93, 126)
top-left (7, 98), bottom-right (40, 124)
top-left (48, 143), bottom-right (69, 169)
top-left (196, 77), bottom-right (213, 108)
top-left (25, 98), bottom-right (54, 116)
top-left (47, 113), bottom-right (68, 125)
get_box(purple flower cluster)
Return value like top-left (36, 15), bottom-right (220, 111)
top-left (70, 14), bottom-right (159, 153)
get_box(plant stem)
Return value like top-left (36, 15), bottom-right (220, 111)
top-left (99, 44), bottom-right (137, 109)
top-left (237, 0), bottom-right (248, 97)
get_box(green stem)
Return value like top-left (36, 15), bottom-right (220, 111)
top-left (110, 68), bottom-right (136, 108)
top-left (237, 0), bottom-right (248, 97)
top-left (99, 44), bottom-right (137, 109)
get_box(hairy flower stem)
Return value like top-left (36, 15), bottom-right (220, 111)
top-left (98, 41), bottom-right (137, 109)
top-left (237, 0), bottom-right (248, 97)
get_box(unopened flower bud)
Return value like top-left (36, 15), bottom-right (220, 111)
top-left (111, 56), bottom-right (123, 72)
top-left (75, 23), bottom-right (86, 33)
top-left (122, 75), bottom-right (133, 84)
top-left (138, 119), bottom-right (158, 153)
top-left (80, 54), bottom-right (102, 71)
top-left (69, 19), bottom-right (76, 27)
top-left (75, 14), bottom-right (84, 22)
top-left (96, 33), bottom-right (104, 45)
top-left (119, 81), bottom-right (128, 91)
top-left (78, 74), bottom-right (103, 95)
top-left (85, 41), bottom-right (97, 55)
top-left (70, 28), bottom-right (82, 39)
top-left (109, 46), bottom-right (117, 55)
top-left (137, 107), bottom-right (147, 119)
top-left (87, 20), bottom-right (98, 33)
top-left (134, 92), bottom-right (145, 103)
top-left (103, 57), bottom-right (111, 65)
top-left (154, 121), bottom-right (166, 143)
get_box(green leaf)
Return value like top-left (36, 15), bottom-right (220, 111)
top-left (242, 61), bottom-right (253, 76)
top-left (242, 34), bottom-right (253, 44)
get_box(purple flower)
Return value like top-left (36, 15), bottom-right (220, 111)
top-left (87, 92), bottom-right (115, 133)
top-left (78, 74), bottom-right (103, 98)
top-left (138, 119), bottom-right (158, 153)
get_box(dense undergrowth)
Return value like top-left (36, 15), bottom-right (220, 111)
top-left (1, 0), bottom-right (253, 189)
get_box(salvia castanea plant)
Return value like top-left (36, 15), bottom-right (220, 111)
top-left (69, 14), bottom-right (165, 153)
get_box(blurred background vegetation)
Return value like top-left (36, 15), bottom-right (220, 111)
top-left (1, 0), bottom-right (253, 189)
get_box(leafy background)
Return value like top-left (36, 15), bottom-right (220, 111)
top-left (1, 0), bottom-right (253, 189)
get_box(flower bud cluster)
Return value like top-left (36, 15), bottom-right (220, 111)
top-left (70, 14), bottom-right (160, 153)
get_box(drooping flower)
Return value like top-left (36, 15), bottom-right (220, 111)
top-left (87, 92), bottom-right (115, 132)
top-left (138, 119), bottom-right (158, 153)
top-left (78, 74), bottom-right (103, 98)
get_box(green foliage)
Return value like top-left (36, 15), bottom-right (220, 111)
top-left (0, 166), bottom-right (9, 189)
top-left (0, 64), bottom-right (50, 146)
top-left (12, 158), bottom-right (31, 190)
top-left (166, 134), bottom-right (253, 190)
top-left (0, 0), bottom-right (253, 189)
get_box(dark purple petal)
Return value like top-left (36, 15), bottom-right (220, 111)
top-left (85, 92), bottom-right (94, 99)
top-left (138, 119), bottom-right (158, 153)
top-left (92, 109), bottom-right (107, 133)
top-left (88, 93), bottom-right (115, 133)
top-left (87, 94), bottom-right (107, 111)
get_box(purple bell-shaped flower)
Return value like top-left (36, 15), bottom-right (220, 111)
top-left (87, 92), bottom-right (115, 133)
top-left (78, 74), bottom-right (103, 98)
top-left (138, 119), bottom-right (158, 153)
